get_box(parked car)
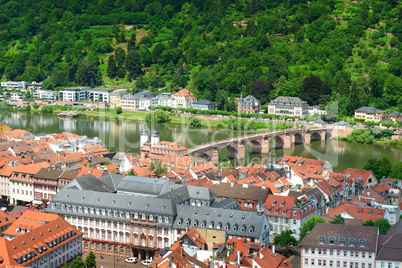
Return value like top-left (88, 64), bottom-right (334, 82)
top-left (125, 257), bottom-right (137, 263)
top-left (141, 260), bottom-right (153, 266)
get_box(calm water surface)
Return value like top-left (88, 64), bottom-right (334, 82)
top-left (1, 112), bottom-right (401, 170)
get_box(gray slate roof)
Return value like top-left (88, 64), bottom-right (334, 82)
top-left (172, 205), bottom-right (267, 238)
top-left (269, 96), bottom-right (308, 106)
top-left (388, 112), bottom-right (401, 117)
top-left (116, 176), bottom-right (174, 196)
top-left (355, 107), bottom-right (386, 113)
top-left (158, 184), bottom-right (218, 204)
top-left (98, 173), bottom-right (125, 191)
top-left (193, 100), bottom-right (214, 105)
top-left (67, 174), bottom-right (115, 192)
top-left (299, 223), bottom-right (379, 252)
top-left (376, 220), bottom-right (402, 261)
top-left (47, 188), bottom-right (177, 225)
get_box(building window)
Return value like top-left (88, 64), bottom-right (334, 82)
top-left (388, 263), bottom-right (392, 268)
top-left (305, 258), bottom-right (308, 265)
top-left (381, 263), bottom-right (385, 268)
top-left (311, 259), bottom-right (315, 265)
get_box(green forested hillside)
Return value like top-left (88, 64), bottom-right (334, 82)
top-left (0, 0), bottom-right (401, 118)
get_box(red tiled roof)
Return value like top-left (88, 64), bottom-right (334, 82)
top-left (327, 205), bottom-right (385, 222)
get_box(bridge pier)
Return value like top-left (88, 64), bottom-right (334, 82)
top-left (237, 144), bottom-right (246, 159)
top-left (262, 140), bottom-right (269, 154)
top-left (212, 148), bottom-right (219, 164)
top-left (321, 131), bottom-right (326, 141)
top-left (283, 135), bottom-right (292, 149)
top-left (305, 134), bottom-right (311, 145)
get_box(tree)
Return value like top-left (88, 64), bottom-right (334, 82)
top-left (301, 75), bottom-right (323, 106)
top-left (363, 218), bottom-right (391, 235)
top-left (149, 160), bottom-right (168, 177)
top-left (145, 110), bottom-right (171, 124)
top-left (329, 215), bottom-right (345, 225)
top-left (391, 162), bottom-right (402, 180)
top-left (85, 251), bottom-right (96, 268)
top-left (75, 59), bottom-right (102, 87)
top-left (189, 116), bottom-right (201, 128)
top-left (299, 216), bottom-right (325, 241)
top-left (128, 168), bottom-right (137, 176)
top-left (363, 157), bottom-right (392, 181)
top-left (41, 105), bottom-right (53, 113)
top-left (0, 101), bottom-right (8, 111)
top-left (125, 49), bottom-right (143, 79)
top-left (107, 55), bottom-right (117, 79)
top-left (274, 230), bottom-right (298, 248)
top-left (217, 161), bottom-right (233, 170)
top-left (70, 256), bottom-right (86, 268)
top-left (250, 79), bottom-right (270, 104)
top-left (127, 33), bottom-right (137, 51)
top-left (116, 106), bottom-right (122, 114)
top-left (382, 122), bottom-right (393, 129)
top-left (215, 90), bottom-right (228, 111)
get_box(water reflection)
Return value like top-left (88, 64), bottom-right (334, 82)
top-left (1, 112), bottom-right (401, 170)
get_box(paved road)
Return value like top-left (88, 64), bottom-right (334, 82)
top-left (289, 255), bottom-right (301, 268)
top-left (82, 252), bottom-right (147, 268)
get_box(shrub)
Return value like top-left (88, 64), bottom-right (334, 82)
top-left (41, 105), bottom-right (53, 113)
top-left (116, 106), bottom-right (122, 114)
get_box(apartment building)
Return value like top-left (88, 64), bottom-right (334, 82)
top-left (1, 81), bottom-right (27, 89)
top-left (0, 211), bottom-right (83, 268)
top-left (151, 92), bottom-right (172, 107)
top-left (110, 91), bottom-right (128, 108)
top-left (10, 164), bottom-right (44, 205)
top-left (58, 87), bottom-right (90, 102)
top-left (33, 168), bottom-right (63, 205)
top-left (300, 223), bottom-right (378, 268)
top-left (33, 89), bottom-right (57, 102)
top-left (239, 95), bottom-right (261, 114)
top-left (376, 220), bottom-right (402, 268)
top-left (268, 96), bottom-right (309, 118)
top-left (89, 88), bottom-right (114, 103)
top-left (355, 107), bottom-right (387, 123)
top-left (193, 100), bottom-right (215, 110)
top-left (171, 88), bottom-right (197, 109)
top-left (264, 194), bottom-right (317, 241)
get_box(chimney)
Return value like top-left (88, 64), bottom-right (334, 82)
top-left (272, 245), bottom-right (275, 254)
top-left (237, 250), bottom-right (241, 266)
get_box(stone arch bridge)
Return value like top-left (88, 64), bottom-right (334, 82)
top-left (188, 127), bottom-right (353, 163)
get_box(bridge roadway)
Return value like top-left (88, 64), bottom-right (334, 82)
top-left (188, 126), bottom-right (353, 164)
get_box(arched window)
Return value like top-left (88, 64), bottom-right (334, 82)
top-left (359, 239), bottom-right (366, 248)
top-left (349, 238), bottom-right (356, 247)
top-left (329, 237), bottom-right (335, 245)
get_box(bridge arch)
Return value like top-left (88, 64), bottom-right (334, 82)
top-left (293, 133), bottom-right (305, 144)
top-left (244, 139), bottom-right (263, 154)
top-left (270, 136), bottom-right (284, 149)
top-left (325, 132), bottom-right (332, 139)
top-left (218, 144), bottom-right (238, 160)
top-left (310, 132), bottom-right (322, 141)
top-left (195, 152), bottom-right (212, 162)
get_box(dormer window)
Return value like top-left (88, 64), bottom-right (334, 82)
top-left (272, 201), bottom-right (276, 205)
top-left (280, 202), bottom-right (284, 206)
top-left (368, 211), bottom-right (372, 215)
top-left (266, 209), bottom-right (271, 213)
top-left (348, 238), bottom-right (356, 247)
top-left (293, 211), bottom-right (297, 216)
top-left (329, 237), bottom-right (336, 245)
top-left (318, 236), bottom-right (325, 245)
top-left (359, 239), bottom-right (366, 248)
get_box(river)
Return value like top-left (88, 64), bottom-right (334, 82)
top-left (1, 112), bottom-right (401, 171)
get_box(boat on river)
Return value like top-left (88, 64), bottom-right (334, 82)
top-left (57, 111), bottom-right (85, 118)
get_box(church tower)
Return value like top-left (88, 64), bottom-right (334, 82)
top-left (151, 126), bottom-right (160, 146)
top-left (140, 124), bottom-right (149, 147)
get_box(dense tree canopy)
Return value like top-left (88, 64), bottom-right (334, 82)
top-left (0, 0), bottom-right (401, 116)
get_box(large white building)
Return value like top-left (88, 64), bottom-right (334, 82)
top-left (171, 88), bottom-right (197, 109)
top-left (58, 87), bottom-right (90, 102)
top-left (89, 88), bottom-right (114, 103)
top-left (1, 81), bottom-right (27, 89)
top-left (268, 96), bottom-right (309, 118)
top-left (151, 93), bottom-right (172, 107)
top-left (33, 89), bottom-right (57, 102)
top-left (300, 223), bottom-right (378, 268)
top-left (47, 175), bottom-right (270, 261)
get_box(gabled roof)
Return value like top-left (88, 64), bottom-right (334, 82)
top-left (327, 205), bottom-right (385, 223)
top-left (174, 88), bottom-right (196, 99)
top-left (299, 223), bottom-right (378, 252)
top-left (209, 182), bottom-right (271, 202)
top-left (377, 220), bottom-right (402, 261)
top-left (355, 107), bottom-right (386, 113)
